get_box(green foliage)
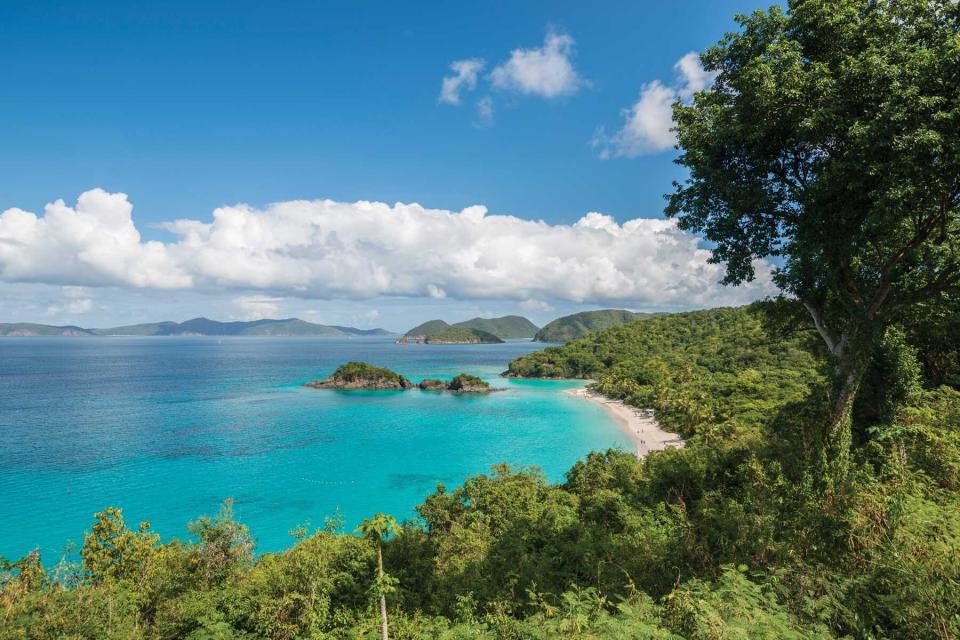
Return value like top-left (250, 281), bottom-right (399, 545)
top-left (404, 319), bottom-right (452, 338)
top-left (330, 361), bottom-right (408, 385)
top-left (187, 499), bottom-right (254, 587)
top-left (510, 305), bottom-right (823, 439)
top-left (447, 374), bottom-right (490, 392)
top-left (453, 316), bottom-right (539, 340)
top-left (81, 507), bottom-right (159, 585)
top-left (532, 309), bottom-right (653, 343)
top-left (405, 316), bottom-right (539, 340)
top-left (426, 327), bottom-right (504, 344)
top-left (666, 0), bottom-right (960, 433)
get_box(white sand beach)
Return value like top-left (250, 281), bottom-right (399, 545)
top-left (566, 387), bottom-right (684, 457)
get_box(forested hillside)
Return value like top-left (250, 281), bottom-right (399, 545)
top-left (532, 309), bottom-right (653, 342)
top-left (510, 305), bottom-right (824, 438)
top-left (454, 316), bottom-right (539, 340)
top-left (402, 316), bottom-right (538, 340)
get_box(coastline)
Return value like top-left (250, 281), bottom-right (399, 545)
top-left (566, 386), bottom-right (684, 457)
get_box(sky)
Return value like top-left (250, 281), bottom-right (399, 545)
top-left (0, 0), bottom-right (776, 332)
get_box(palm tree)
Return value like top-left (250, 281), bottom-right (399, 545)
top-left (356, 513), bottom-right (400, 640)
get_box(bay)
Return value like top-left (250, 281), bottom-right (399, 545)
top-left (0, 336), bottom-right (631, 561)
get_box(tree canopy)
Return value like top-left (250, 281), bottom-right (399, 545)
top-left (666, 0), bottom-right (960, 429)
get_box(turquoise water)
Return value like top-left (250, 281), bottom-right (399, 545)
top-left (0, 337), bottom-right (631, 562)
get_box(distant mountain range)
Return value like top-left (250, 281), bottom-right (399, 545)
top-left (533, 310), bottom-right (660, 342)
top-left (1, 309), bottom-right (665, 342)
top-left (0, 318), bottom-right (393, 337)
top-left (399, 315), bottom-right (540, 343)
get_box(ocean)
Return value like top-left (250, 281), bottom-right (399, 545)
top-left (0, 336), bottom-right (631, 562)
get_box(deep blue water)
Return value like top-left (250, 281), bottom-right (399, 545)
top-left (0, 337), bottom-right (631, 562)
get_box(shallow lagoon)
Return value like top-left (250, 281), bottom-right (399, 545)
top-left (0, 336), bottom-right (631, 560)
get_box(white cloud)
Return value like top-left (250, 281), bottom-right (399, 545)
top-left (439, 58), bottom-right (485, 105)
top-left (0, 188), bottom-right (189, 288)
top-left (594, 51), bottom-right (716, 158)
top-left (490, 31), bottom-right (584, 98)
top-left (233, 295), bottom-right (283, 320)
top-left (46, 286), bottom-right (94, 316)
top-left (0, 189), bottom-right (775, 310)
top-left (674, 51), bottom-right (714, 94)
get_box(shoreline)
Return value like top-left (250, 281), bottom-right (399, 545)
top-left (566, 386), bottom-right (684, 458)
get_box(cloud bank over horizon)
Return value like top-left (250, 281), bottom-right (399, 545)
top-left (0, 188), bottom-right (775, 313)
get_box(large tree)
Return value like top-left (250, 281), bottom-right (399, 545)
top-left (666, 0), bottom-right (960, 440)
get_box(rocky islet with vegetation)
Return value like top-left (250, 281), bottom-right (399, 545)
top-left (306, 361), bottom-right (494, 393)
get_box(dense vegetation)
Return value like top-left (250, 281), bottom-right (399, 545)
top-left (446, 374), bottom-right (490, 392)
top-left (532, 309), bottom-right (656, 343)
top-left (306, 362), bottom-right (414, 390)
top-left (403, 317), bottom-right (538, 341)
top-left (418, 375), bottom-right (492, 393)
top-left (453, 316), bottom-right (539, 340)
top-left (510, 306), bottom-right (823, 438)
top-left (425, 327), bottom-right (503, 344)
top-left (402, 320), bottom-right (452, 338)
top-left (667, 0), bottom-right (960, 438)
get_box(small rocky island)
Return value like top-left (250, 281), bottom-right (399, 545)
top-left (419, 374), bottom-right (492, 393)
top-left (304, 361), bottom-right (414, 390)
top-left (305, 362), bottom-right (494, 393)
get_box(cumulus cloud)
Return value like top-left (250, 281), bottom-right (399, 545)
top-left (594, 51), bottom-right (716, 158)
top-left (490, 31), bottom-right (584, 98)
top-left (0, 188), bottom-right (190, 288)
top-left (0, 189), bottom-right (775, 309)
top-left (439, 58), bottom-right (485, 105)
top-left (233, 295), bottom-right (283, 320)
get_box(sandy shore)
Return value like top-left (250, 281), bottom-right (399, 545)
top-left (566, 387), bottom-right (684, 457)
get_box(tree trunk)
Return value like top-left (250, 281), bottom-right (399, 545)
top-left (377, 543), bottom-right (389, 640)
top-left (829, 357), bottom-right (866, 434)
top-left (802, 301), bottom-right (868, 462)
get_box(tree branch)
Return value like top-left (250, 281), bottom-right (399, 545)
top-left (802, 300), bottom-right (842, 357)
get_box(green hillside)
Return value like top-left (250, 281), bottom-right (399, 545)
top-left (453, 315), bottom-right (539, 339)
top-left (533, 309), bottom-right (655, 342)
top-left (509, 305), bottom-right (824, 437)
top-left (402, 319), bottom-right (451, 337)
top-left (402, 316), bottom-right (537, 341)
top-left (0, 323), bottom-right (94, 337)
top-left (424, 326), bottom-right (503, 344)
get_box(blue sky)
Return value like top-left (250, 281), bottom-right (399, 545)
top-left (0, 1), bottom-right (774, 331)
